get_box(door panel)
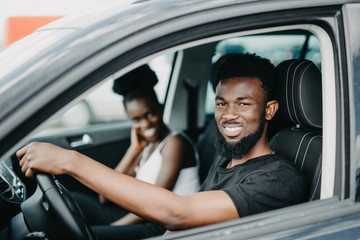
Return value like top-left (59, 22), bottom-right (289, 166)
top-left (31, 121), bottom-right (131, 195)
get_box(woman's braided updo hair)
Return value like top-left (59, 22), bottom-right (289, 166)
top-left (112, 64), bottom-right (160, 107)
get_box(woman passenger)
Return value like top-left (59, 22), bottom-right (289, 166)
top-left (73, 64), bottom-right (200, 240)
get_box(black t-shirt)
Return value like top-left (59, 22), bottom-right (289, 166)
top-left (200, 154), bottom-right (308, 217)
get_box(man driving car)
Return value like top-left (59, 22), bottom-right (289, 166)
top-left (17, 53), bottom-right (308, 238)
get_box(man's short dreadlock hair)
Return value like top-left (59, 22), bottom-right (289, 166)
top-left (211, 53), bottom-right (276, 102)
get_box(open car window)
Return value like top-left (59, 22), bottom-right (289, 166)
top-left (205, 33), bottom-right (321, 116)
top-left (37, 53), bottom-right (174, 134)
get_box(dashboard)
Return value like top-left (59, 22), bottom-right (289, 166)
top-left (0, 156), bottom-right (36, 231)
top-left (0, 158), bottom-right (26, 204)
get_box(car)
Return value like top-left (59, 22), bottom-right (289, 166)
top-left (0, 0), bottom-right (359, 239)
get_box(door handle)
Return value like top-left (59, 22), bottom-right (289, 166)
top-left (69, 134), bottom-right (93, 148)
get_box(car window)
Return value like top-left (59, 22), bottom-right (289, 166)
top-left (38, 53), bottom-right (174, 134)
top-left (205, 33), bottom-right (320, 116)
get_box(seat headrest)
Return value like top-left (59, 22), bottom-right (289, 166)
top-left (275, 59), bottom-right (322, 129)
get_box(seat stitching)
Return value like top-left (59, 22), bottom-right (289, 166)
top-left (300, 135), bottom-right (321, 170)
top-left (310, 165), bottom-right (322, 201)
top-left (285, 61), bottom-right (296, 124)
top-left (298, 62), bottom-right (322, 128)
top-left (294, 131), bottom-right (312, 166)
top-left (292, 61), bottom-right (308, 124)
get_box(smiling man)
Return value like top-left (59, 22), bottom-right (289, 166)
top-left (17, 53), bottom-right (308, 239)
top-left (201, 53), bottom-right (308, 217)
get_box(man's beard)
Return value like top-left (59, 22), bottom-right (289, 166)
top-left (215, 119), bottom-right (265, 161)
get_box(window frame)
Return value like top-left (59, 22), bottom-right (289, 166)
top-left (142, 23), bottom-right (337, 200)
top-left (20, 7), bottom-right (339, 202)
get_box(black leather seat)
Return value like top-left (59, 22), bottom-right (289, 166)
top-left (196, 118), bottom-right (217, 184)
top-left (270, 59), bottom-right (323, 201)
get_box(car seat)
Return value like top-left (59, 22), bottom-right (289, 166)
top-left (269, 59), bottom-right (323, 201)
top-left (196, 118), bottom-right (217, 183)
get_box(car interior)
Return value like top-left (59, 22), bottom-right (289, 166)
top-left (0, 26), bottom-right (329, 239)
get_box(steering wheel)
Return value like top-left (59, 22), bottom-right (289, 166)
top-left (21, 173), bottom-right (96, 240)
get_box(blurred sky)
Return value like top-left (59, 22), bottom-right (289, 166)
top-left (0, 0), bottom-right (133, 46)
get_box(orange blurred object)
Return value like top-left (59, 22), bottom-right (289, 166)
top-left (5, 16), bottom-right (63, 45)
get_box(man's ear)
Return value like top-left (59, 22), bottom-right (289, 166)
top-left (265, 100), bottom-right (279, 121)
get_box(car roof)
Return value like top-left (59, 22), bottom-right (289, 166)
top-left (0, 0), bottom-right (349, 85)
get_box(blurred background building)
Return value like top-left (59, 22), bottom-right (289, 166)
top-left (0, 0), bottom-right (132, 48)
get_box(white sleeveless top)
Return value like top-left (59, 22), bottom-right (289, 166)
top-left (135, 131), bottom-right (200, 196)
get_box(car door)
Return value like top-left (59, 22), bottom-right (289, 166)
top-left (1, 0), bottom-right (360, 239)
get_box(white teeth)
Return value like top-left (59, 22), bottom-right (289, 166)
top-left (143, 128), bottom-right (156, 137)
top-left (225, 127), bottom-right (242, 132)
